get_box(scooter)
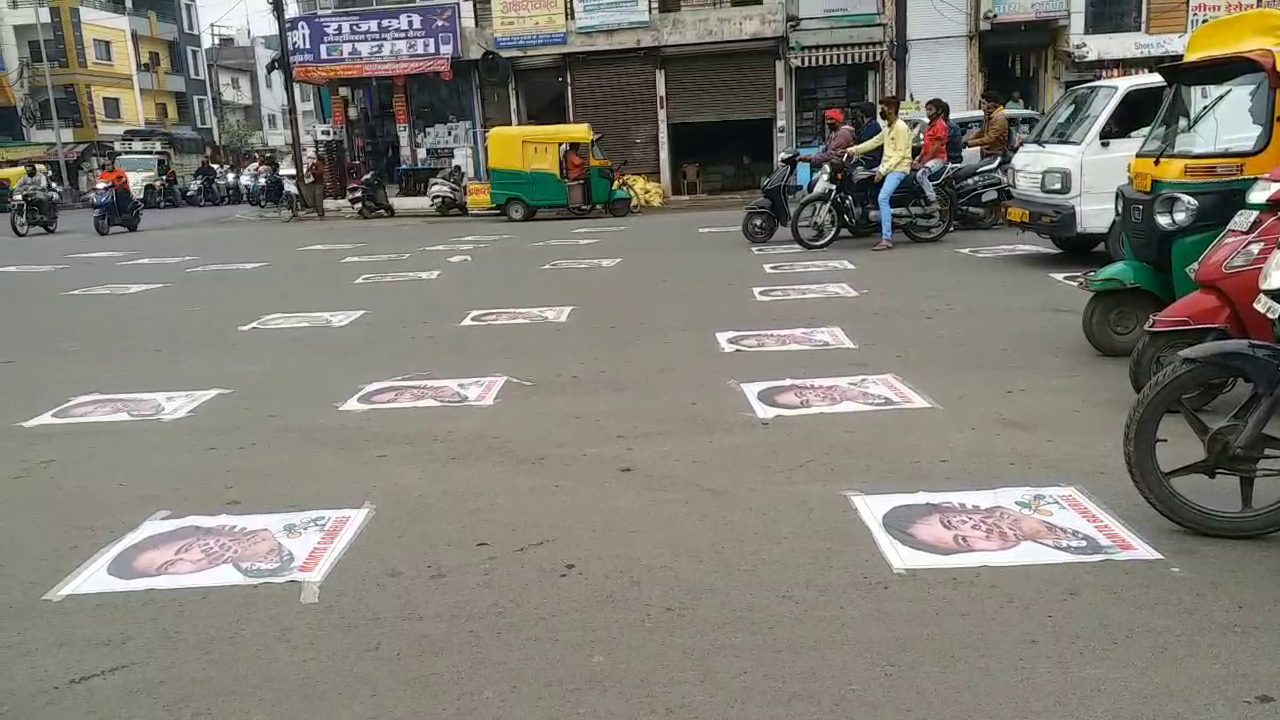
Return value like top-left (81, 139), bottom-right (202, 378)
top-left (742, 151), bottom-right (800, 243)
top-left (225, 169), bottom-right (242, 204)
top-left (1127, 183), bottom-right (1280, 392)
top-left (951, 157), bottom-right (1011, 230)
top-left (214, 171), bottom-right (231, 204)
top-left (90, 181), bottom-right (141, 235)
top-left (346, 171), bottom-right (396, 218)
top-left (427, 165), bottom-right (467, 216)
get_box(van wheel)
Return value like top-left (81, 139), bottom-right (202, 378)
top-left (1105, 223), bottom-right (1126, 261)
top-left (506, 199), bottom-right (531, 221)
top-left (1051, 235), bottom-right (1102, 254)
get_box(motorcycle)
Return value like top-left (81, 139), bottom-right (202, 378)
top-left (742, 151), bottom-right (800, 243)
top-left (90, 181), bottom-right (141, 235)
top-left (951, 156), bottom-right (1011, 230)
top-left (225, 169), bottom-right (242, 204)
top-left (9, 185), bottom-right (58, 236)
top-left (789, 157), bottom-right (957, 249)
top-left (242, 171), bottom-right (258, 206)
top-left (1128, 200), bottom-right (1280, 393)
top-left (427, 165), bottom-right (467, 216)
top-left (214, 171), bottom-right (231, 204)
top-left (346, 171), bottom-right (396, 219)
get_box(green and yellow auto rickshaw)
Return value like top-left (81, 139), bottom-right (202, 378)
top-left (485, 124), bottom-right (633, 222)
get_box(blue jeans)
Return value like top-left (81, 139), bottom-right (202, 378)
top-left (877, 171), bottom-right (907, 242)
top-left (916, 159), bottom-right (945, 203)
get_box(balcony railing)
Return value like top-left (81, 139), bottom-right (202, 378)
top-left (32, 117), bottom-right (76, 129)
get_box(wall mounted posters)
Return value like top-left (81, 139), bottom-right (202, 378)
top-left (492, 0), bottom-right (568, 49)
top-left (286, 5), bottom-right (461, 81)
top-left (572, 0), bottom-right (649, 32)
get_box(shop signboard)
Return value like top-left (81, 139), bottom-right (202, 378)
top-left (796, 0), bottom-right (879, 19)
top-left (986, 0), bottom-right (1068, 22)
top-left (286, 5), bottom-right (460, 81)
top-left (1069, 32), bottom-right (1187, 62)
top-left (492, 0), bottom-right (568, 48)
top-left (572, 0), bottom-right (649, 32)
top-left (1188, 0), bottom-right (1261, 32)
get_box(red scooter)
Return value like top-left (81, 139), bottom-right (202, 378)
top-left (1128, 188), bottom-right (1280, 392)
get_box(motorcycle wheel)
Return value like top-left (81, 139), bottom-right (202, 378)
top-left (280, 196), bottom-right (297, 223)
top-left (125, 217), bottom-right (139, 232)
top-left (42, 215), bottom-right (57, 234)
top-left (93, 215), bottom-right (110, 236)
top-left (1124, 359), bottom-right (1280, 537)
top-left (1129, 329), bottom-right (1224, 395)
top-left (197, 193), bottom-right (206, 208)
top-left (385, 204), bottom-right (396, 218)
top-left (1082, 289), bottom-right (1164, 357)
top-left (968, 205), bottom-right (1001, 230)
top-left (358, 205), bottom-right (373, 220)
top-left (435, 201), bottom-right (450, 216)
top-left (741, 213), bottom-right (777, 243)
top-left (9, 210), bottom-right (27, 237)
top-left (790, 195), bottom-right (841, 250)
top-left (902, 188), bottom-right (955, 243)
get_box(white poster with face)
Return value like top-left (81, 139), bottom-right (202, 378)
top-left (751, 245), bottom-right (811, 255)
top-left (186, 263), bottom-right (270, 272)
top-left (1049, 272), bottom-right (1086, 287)
top-left (460, 306), bottom-right (574, 325)
top-left (698, 226), bottom-right (737, 233)
top-left (955, 245), bottom-right (1056, 257)
top-left (845, 486), bottom-right (1163, 570)
top-left (762, 259), bottom-right (856, 273)
top-left (21, 389), bottom-right (231, 427)
top-left (352, 271), bottom-right (441, 284)
top-left (740, 373), bottom-right (932, 419)
top-left (0, 264), bottom-right (68, 272)
top-left (117, 257), bottom-right (200, 265)
top-left (64, 284), bottom-right (169, 295)
top-left (239, 311), bottom-right (367, 330)
top-left (341, 254), bottom-right (411, 263)
top-left (449, 235), bottom-right (511, 242)
top-left (541, 258), bottom-right (621, 269)
top-left (532, 238), bottom-right (601, 246)
top-left (65, 251), bottom-right (137, 258)
top-left (46, 507), bottom-right (374, 597)
top-left (419, 244), bottom-right (490, 251)
top-left (752, 283), bottom-right (860, 301)
top-left (339, 376), bottom-right (507, 410)
top-left (298, 243), bottom-right (366, 250)
top-left (572, 227), bottom-right (625, 233)
top-left (716, 327), bottom-right (855, 352)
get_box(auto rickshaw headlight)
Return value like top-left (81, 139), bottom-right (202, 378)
top-left (1153, 193), bottom-right (1198, 230)
top-left (1115, 191), bottom-right (1123, 217)
top-left (1041, 168), bottom-right (1070, 194)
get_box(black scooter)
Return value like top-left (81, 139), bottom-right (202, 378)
top-left (90, 181), bottom-right (141, 235)
top-left (742, 151), bottom-right (800, 243)
top-left (346, 171), bottom-right (396, 219)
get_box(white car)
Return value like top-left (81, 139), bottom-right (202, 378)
top-left (905, 108), bottom-right (1044, 164)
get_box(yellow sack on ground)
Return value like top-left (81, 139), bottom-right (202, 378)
top-left (619, 174), bottom-right (664, 208)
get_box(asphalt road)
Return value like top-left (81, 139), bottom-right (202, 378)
top-left (2, 206), bottom-right (1279, 720)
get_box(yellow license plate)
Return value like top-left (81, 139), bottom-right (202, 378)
top-left (1006, 206), bottom-right (1030, 224)
top-left (1133, 172), bottom-right (1152, 192)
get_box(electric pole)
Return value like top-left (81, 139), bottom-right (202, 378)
top-left (269, 0), bottom-right (304, 176)
top-left (33, 0), bottom-right (69, 186)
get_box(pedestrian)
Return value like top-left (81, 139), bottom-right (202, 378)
top-left (913, 98), bottom-right (948, 214)
top-left (799, 109), bottom-right (855, 191)
top-left (1006, 90), bottom-right (1026, 110)
top-left (848, 95), bottom-right (913, 251)
top-left (302, 151), bottom-right (326, 218)
top-left (967, 90), bottom-right (1011, 161)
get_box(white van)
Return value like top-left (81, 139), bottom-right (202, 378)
top-left (1003, 74), bottom-right (1167, 256)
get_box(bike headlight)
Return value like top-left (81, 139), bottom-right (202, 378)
top-left (1260, 250), bottom-right (1280, 291)
top-left (1153, 193), bottom-right (1198, 230)
top-left (1040, 168), bottom-right (1071, 194)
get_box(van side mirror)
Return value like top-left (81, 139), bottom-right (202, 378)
top-left (1100, 139), bottom-right (1111, 148)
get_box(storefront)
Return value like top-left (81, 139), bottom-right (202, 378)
top-left (285, 4), bottom-right (480, 184)
top-left (568, 53), bottom-right (659, 174)
top-left (787, 46), bottom-right (883, 149)
top-left (980, 1), bottom-right (1067, 112)
top-left (660, 43), bottom-right (779, 194)
top-left (1063, 32), bottom-right (1186, 89)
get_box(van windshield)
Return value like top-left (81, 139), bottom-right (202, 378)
top-left (1138, 69), bottom-right (1271, 158)
top-left (1024, 85), bottom-right (1116, 145)
top-left (115, 157), bottom-right (158, 173)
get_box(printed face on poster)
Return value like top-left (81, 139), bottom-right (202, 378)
top-left (0, 264), bottom-right (68, 272)
top-left (286, 5), bottom-right (461, 81)
top-left (299, 243), bottom-right (366, 250)
top-left (421, 243), bottom-right (490, 251)
top-left (716, 327), bottom-right (856, 352)
top-left (353, 272), bottom-right (441, 283)
top-left (955, 245), bottom-right (1056, 258)
top-left (846, 487), bottom-right (1163, 570)
top-left (740, 373), bottom-right (932, 419)
top-left (239, 311), bottom-right (367, 330)
top-left (492, 0), bottom-right (568, 48)
top-left (541, 258), bottom-right (621, 269)
top-left (22, 389), bottom-right (230, 427)
top-left (342, 254), bottom-right (411, 262)
top-left (460, 306), bottom-right (574, 325)
top-left (48, 508), bottom-right (373, 597)
top-left (752, 283), bottom-right (860, 301)
top-left (339, 377), bottom-right (507, 410)
top-left (64, 284), bottom-right (168, 295)
top-left (762, 259), bottom-right (856, 273)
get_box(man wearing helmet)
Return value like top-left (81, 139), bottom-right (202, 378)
top-left (13, 162), bottom-right (51, 219)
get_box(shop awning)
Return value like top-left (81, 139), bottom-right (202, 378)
top-left (788, 44), bottom-right (885, 67)
top-left (0, 142), bottom-right (90, 164)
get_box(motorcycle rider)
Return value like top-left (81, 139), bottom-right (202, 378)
top-left (967, 90), bottom-right (1011, 161)
top-left (849, 102), bottom-right (883, 169)
top-left (98, 159), bottom-right (135, 213)
top-left (193, 158), bottom-right (217, 201)
top-left (848, 95), bottom-right (913, 252)
top-left (940, 100), bottom-right (965, 165)
top-left (913, 98), bottom-right (949, 214)
top-left (13, 162), bottom-right (51, 219)
top-left (799, 109), bottom-right (855, 185)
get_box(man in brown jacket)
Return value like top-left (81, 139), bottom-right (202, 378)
top-left (967, 90), bottom-right (1010, 160)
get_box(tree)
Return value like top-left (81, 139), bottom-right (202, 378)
top-left (218, 117), bottom-right (259, 157)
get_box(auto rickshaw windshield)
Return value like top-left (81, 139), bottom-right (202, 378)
top-left (1025, 84), bottom-right (1116, 145)
top-left (1138, 63), bottom-right (1273, 158)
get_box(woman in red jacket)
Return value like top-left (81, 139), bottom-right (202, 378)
top-left (914, 98), bottom-right (949, 213)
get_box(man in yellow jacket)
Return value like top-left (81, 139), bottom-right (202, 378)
top-left (848, 95), bottom-right (913, 251)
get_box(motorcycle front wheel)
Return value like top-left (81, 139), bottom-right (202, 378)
top-left (279, 196), bottom-right (297, 222)
top-left (790, 195), bottom-right (841, 250)
top-left (93, 215), bottom-right (110, 236)
top-left (1124, 359), bottom-right (1280, 537)
top-left (741, 212), bottom-right (777, 243)
top-left (10, 209), bottom-right (27, 237)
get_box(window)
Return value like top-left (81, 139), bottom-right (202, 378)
top-left (1098, 86), bottom-right (1164, 141)
top-left (92, 39), bottom-right (113, 63)
top-left (1085, 0), bottom-right (1140, 34)
top-left (26, 39), bottom-right (56, 64)
top-left (147, 51), bottom-right (162, 72)
top-left (195, 95), bottom-right (211, 127)
top-left (265, 70), bottom-right (273, 89)
top-left (103, 97), bottom-right (122, 120)
top-left (186, 47), bottom-right (204, 79)
top-left (1139, 67), bottom-right (1272, 157)
top-left (155, 101), bottom-right (169, 120)
top-left (1026, 85), bottom-right (1117, 145)
top-left (230, 76), bottom-right (241, 90)
top-left (297, 83), bottom-right (312, 103)
top-left (267, 113), bottom-right (279, 130)
top-left (181, 0), bottom-right (198, 33)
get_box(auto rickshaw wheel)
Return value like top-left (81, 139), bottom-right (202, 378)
top-left (1082, 289), bottom-right (1164, 357)
top-left (607, 197), bottom-right (631, 218)
top-left (506, 199), bottom-right (532, 221)
top-left (1105, 223), bottom-right (1125, 261)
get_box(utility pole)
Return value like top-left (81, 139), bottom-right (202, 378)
top-left (33, 0), bottom-right (69, 186)
top-left (269, 0), bottom-right (304, 176)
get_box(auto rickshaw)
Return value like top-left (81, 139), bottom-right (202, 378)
top-left (1082, 8), bottom-right (1280, 356)
top-left (486, 124), bottom-right (633, 222)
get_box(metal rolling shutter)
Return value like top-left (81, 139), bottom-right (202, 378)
top-left (569, 54), bottom-right (659, 174)
top-left (664, 53), bottom-right (776, 123)
top-left (906, 37), bottom-right (969, 111)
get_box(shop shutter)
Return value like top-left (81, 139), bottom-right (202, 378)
top-left (663, 53), bottom-right (776, 123)
top-left (569, 54), bottom-right (659, 174)
top-left (906, 37), bottom-right (969, 112)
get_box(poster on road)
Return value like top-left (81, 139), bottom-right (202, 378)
top-left (339, 376), bottom-right (507, 410)
top-left (572, 227), bottom-right (625, 233)
top-left (716, 327), bottom-right (856, 352)
top-left (21, 389), bottom-right (230, 427)
top-left (762, 259), bottom-right (856, 273)
top-left (698, 226), bottom-right (737, 233)
top-left (0, 264), bottom-right (68, 272)
top-left (420, 244), bottom-right (490, 251)
top-left (740, 373), bottom-right (932, 419)
top-left (461, 306), bottom-right (574, 325)
top-left (450, 235), bottom-right (511, 242)
top-left (239, 311), bottom-right (367, 330)
top-left (541, 258), bottom-right (621, 269)
top-left (187, 263), bottom-right (270, 272)
top-left (46, 507), bottom-right (373, 597)
top-left (752, 283), bottom-right (860, 301)
top-left (64, 284), bottom-right (168, 295)
top-left (955, 245), bottom-right (1056, 258)
top-left (353, 272), bottom-right (441, 284)
top-left (532, 238), bottom-right (601, 246)
top-left (845, 486), bottom-right (1163, 570)
top-left (65, 251), bottom-right (137, 258)
top-left (117, 257), bottom-right (200, 265)
top-left (341, 254), bottom-right (411, 263)
top-left (751, 246), bottom-right (811, 255)
top-left (298, 243), bottom-right (366, 250)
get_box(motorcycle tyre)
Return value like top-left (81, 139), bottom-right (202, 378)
top-left (1124, 359), bottom-right (1280, 538)
top-left (93, 215), bottom-right (110, 236)
top-left (1127, 330), bottom-right (1229, 408)
top-left (125, 217), bottom-right (140, 232)
top-left (790, 195), bottom-right (841, 250)
top-left (280, 196), bottom-right (297, 223)
top-left (385, 204), bottom-right (396, 218)
top-left (42, 215), bottom-right (57, 234)
top-left (902, 188), bottom-right (957, 243)
top-left (741, 213), bottom-right (777, 243)
top-left (10, 210), bottom-right (28, 237)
